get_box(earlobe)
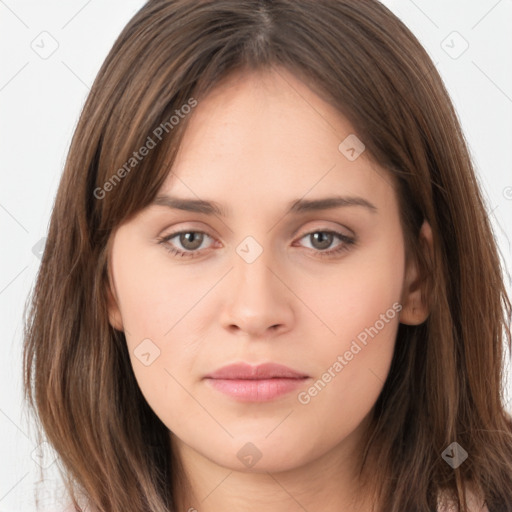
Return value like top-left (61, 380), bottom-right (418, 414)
top-left (399, 219), bottom-right (433, 326)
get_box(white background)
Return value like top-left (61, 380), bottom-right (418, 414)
top-left (1, 1), bottom-right (511, 510)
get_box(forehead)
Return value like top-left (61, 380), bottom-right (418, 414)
top-left (157, 68), bottom-right (397, 218)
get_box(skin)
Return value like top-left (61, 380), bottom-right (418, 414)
top-left (107, 67), bottom-right (433, 512)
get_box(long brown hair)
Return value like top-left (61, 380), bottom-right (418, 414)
top-left (23, 1), bottom-right (512, 511)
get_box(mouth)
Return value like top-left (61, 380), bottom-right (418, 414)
top-left (203, 362), bottom-right (310, 402)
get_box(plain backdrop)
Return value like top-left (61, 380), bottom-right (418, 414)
top-left (1, 1), bottom-right (511, 510)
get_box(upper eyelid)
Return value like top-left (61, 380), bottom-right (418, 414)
top-left (162, 227), bottom-right (352, 246)
top-left (161, 219), bottom-right (354, 238)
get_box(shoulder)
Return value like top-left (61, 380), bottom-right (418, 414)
top-left (60, 505), bottom-right (78, 512)
top-left (437, 485), bottom-right (489, 512)
top-left (59, 504), bottom-right (90, 512)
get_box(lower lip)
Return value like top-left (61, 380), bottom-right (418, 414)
top-left (205, 378), bottom-right (308, 402)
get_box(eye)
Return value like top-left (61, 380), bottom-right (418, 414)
top-left (295, 230), bottom-right (356, 258)
top-left (157, 228), bottom-right (355, 259)
top-left (157, 230), bottom-right (214, 258)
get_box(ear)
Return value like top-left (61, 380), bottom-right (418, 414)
top-left (399, 219), bottom-right (433, 326)
top-left (106, 272), bottom-right (124, 332)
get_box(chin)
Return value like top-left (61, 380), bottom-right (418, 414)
top-left (198, 432), bottom-right (322, 474)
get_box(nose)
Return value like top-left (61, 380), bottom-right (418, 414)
top-left (219, 246), bottom-right (295, 338)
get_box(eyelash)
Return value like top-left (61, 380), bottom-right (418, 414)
top-left (156, 229), bottom-right (356, 259)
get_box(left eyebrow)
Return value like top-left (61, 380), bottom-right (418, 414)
top-left (289, 195), bottom-right (378, 215)
top-left (150, 194), bottom-right (378, 217)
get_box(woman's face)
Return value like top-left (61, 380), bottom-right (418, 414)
top-left (107, 67), bottom-right (424, 474)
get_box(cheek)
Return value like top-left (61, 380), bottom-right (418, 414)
top-left (292, 232), bottom-right (404, 421)
top-left (112, 238), bottom-right (209, 338)
top-left (301, 227), bottom-right (405, 351)
top-left (110, 247), bottom-right (220, 418)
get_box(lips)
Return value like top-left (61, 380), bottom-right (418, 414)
top-left (203, 362), bottom-right (309, 402)
top-left (205, 362), bottom-right (309, 380)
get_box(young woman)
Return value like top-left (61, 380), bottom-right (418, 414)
top-left (23, 1), bottom-right (512, 511)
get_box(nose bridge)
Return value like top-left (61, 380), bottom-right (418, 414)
top-left (235, 237), bottom-right (274, 295)
top-left (220, 234), bottom-right (293, 335)
top-left (232, 234), bottom-right (280, 307)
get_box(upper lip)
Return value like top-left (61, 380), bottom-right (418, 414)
top-left (204, 362), bottom-right (309, 380)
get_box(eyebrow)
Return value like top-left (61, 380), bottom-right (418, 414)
top-left (151, 194), bottom-right (378, 217)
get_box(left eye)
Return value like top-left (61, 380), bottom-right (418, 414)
top-left (157, 229), bottom-right (355, 259)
